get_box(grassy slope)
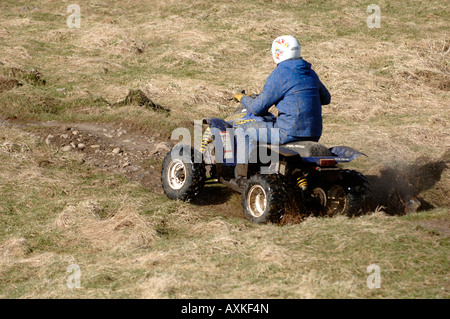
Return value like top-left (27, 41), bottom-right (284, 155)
top-left (0, 127), bottom-right (448, 298)
top-left (0, 0), bottom-right (449, 298)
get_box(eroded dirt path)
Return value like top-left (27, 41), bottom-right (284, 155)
top-left (3, 119), bottom-right (244, 219)
top-left (11, 120), bottom-right (174, 194)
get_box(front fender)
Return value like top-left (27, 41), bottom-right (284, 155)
top-left (203, 118), bottom-right (232, 131)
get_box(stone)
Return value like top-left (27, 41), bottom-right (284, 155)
top-left (45, 134), bottom-right (54, 145)
top-left (153, 142), bottom-right (171, 154)
top-left (112, 147), bottom-right (121, 154)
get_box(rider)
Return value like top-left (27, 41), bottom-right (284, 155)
top-left (233, 35), bottom-right (331, 145)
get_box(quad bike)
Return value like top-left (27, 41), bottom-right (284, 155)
top-left (161, 104), bottom-right (370, 224)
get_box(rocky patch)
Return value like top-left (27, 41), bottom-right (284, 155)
top-left (34, 122), bottom-right (173, 193)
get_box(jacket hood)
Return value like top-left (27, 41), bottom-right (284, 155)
top-left (278, 58), bottom-right (311, 74)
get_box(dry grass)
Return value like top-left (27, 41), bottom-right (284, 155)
top-left (0, 0), bottom-right (447, 158)
top-left (0, 125), bottom-right (448, 298)
top-left (0, 237), bottom-right (31, 260)
top-left (55, 200), bottom-right (158, 251)
top-left (0, 0), bottom-right (449, 298)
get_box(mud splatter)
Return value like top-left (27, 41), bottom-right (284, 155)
top-left (366, 150), bottom-right (449, 214)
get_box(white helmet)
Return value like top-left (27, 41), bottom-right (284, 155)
top-left (271, 35), bottom-right (301, 64)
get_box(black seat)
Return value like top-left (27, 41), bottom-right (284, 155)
top-left (280, 141), bottom-right (332, 157)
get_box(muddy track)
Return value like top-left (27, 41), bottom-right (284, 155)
top-left (2, 119), bottom-right (244, 219)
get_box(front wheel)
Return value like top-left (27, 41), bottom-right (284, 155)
top-left (242, 174), bottom-right (287, 224)
top-left (161, 145), bottom-right (206, 201)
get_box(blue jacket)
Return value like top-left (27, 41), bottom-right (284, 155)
top-left (240, 58), bottom-right (330, 139)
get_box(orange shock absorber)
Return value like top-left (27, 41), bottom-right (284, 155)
top-left (297, 176), bottom-right (308, 190)
top-left (201, 127), bottom-right (213, 152)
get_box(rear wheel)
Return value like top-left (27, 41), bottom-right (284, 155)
top-left (326, 184), bottom-right (349, 216)
top-left (312, 187), bottom-right (327, 208)
top-left (242, 174), bottom-right (288, 224)
top-left (161, 145), bottom-right (206, 201)
top-left (326, 170), bottom-right (370, 217)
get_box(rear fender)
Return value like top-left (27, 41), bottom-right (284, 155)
top-left (258, 145), bottom-right (366, 165)
top-left (329, 146), bottom-right (366, 162)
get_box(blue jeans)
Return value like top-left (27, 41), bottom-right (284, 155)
top-left (232, 121), bottom-right (320, 164)
top-left (236, 121), bottom-right (319, 145)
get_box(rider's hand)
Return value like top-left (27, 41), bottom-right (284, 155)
top-left (233, 93), bottom-right (244, 103)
